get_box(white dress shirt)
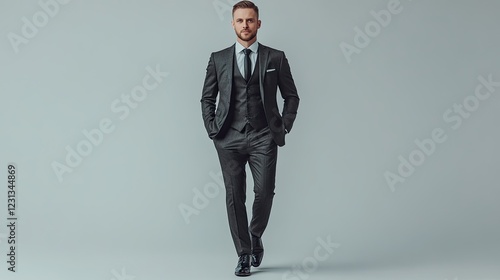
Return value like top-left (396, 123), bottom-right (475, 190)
top-left (235, 41), bottom-right (259, 78)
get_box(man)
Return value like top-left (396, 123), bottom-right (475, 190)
top-left (201, 1), bottom-right (299, 276)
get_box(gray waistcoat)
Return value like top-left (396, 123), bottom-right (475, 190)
top-left (229, 54), bottom-right (268, 131)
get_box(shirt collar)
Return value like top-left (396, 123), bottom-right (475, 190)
top-left (235, 41), bottom-right (259, 54)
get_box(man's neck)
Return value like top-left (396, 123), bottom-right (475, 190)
top-left (237, 37), bottom-right (257, 48)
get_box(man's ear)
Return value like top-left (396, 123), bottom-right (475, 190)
top-left (257, 19), bottom-right (261, 29)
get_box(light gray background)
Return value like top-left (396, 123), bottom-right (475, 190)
top-left (1, 0), bottom-right (499, 279)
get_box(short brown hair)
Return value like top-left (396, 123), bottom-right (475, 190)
top-left (232, 1), bottom-right (259, 18)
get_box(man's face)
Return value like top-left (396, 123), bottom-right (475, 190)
top-left (232, 8), bottom-right (261, 43)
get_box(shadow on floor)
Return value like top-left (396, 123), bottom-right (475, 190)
top-left (249, 256), bottom-right (444, 276)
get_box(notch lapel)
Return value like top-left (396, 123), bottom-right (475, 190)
top-left (221, 44), bottom-right (235, 100)
top-left (258, 44), bottom-right (269, 102)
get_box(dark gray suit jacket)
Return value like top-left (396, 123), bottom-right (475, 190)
top-left (201, 43), bottom-right (299, 147)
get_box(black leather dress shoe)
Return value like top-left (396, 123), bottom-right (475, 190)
top-left (235, 254), bottom-right (251, 276)
top-left (251, 236), bottom-right (264, 267)
top-left (251, 251), bottom-right (263, 267)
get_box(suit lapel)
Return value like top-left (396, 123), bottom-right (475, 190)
top-left (222, 44), bottom-right (235, 99)
top-left (258, 44), bottom-right (269, 102)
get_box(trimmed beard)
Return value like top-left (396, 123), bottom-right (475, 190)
top-left (236, 30), bottom-right (257, 42)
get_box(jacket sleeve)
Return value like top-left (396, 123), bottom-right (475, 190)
top-left (277, 52), bottom-right (300, 133)
top-left (200, 53), bottom-right (219, 139)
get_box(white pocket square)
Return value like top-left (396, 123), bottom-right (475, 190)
top-left (266, 68), bottom-right (276, 72)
